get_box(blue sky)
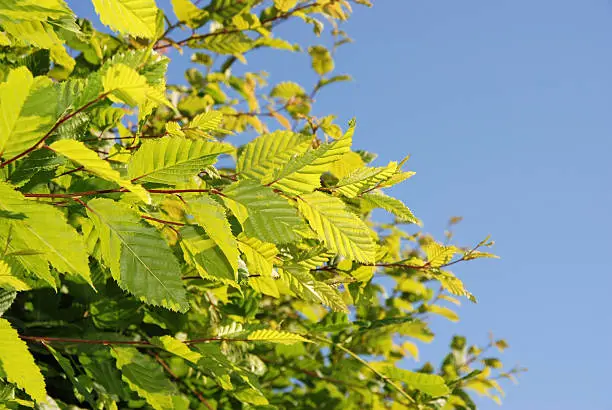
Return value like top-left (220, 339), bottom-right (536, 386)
top-left (69, 1), bottom-right (612, 408)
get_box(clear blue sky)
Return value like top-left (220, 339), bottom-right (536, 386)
top-left (70, 1), bottom-right (612, 408)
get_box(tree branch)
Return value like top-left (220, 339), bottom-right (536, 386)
top-left (20, 335), bottom-right (251, 345)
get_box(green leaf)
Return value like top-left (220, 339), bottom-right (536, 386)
top-left (187, 196), bottom-right (239, 279)
top-left (102, 63), bottom-right (170, 108)
top-left (237, 233), bottom-right (279, 297)
top-left (282, 267), bottom-right (348, 312)
top-left (223, 180), bottom-right (305, 244)
top-left (423, 242), bottom-right (458, 268)
top-left (170, 0), bottom-right (208, 28)
top-left (247, 329), bottom-right (309, 345)
top-left (185, 110), bottom-right (225, 138)
top-left (45, 344), bottom-right (95, 406)
top-left (0, 260), bottom-right (30, 291)
top-left (0, 289), bottom-right (16, 317)
top-left (194, 32), bottom-right (254, 55)
top-left (273, 0), bottom-right (297, 12)
top-left (362, 191), bottom-right (418, 224)
top-left (237, 130), bottom-right (312, 181)
top-left (265, 133), bottom-right (352, 194)
top-left (0, 67), bottom-right (33, 158)
top-left (0, 182), bottom-right (92, 286)
top-left (128, 137), bottom-right (233, 184)
top-left (371, 364), bottom-right (451, 397)
top-left (308, 45), bottom-right (334, 75)
top-left (333, 163), bottom-right (397, 198)
top-left (86, 198), bottom-right (188, 312)
top-left (434, 270), bottom-right (476, 303)
top-left (111, 347), bottom-right (177, 410)
top-left (426, 304), bottom-right (459, 322)
top-left (179, 226), bottom-right (236, 284)
top-left (49, 139), bottom-right (150, 203)
top-left (92, 0), bottom-right (159, 39)
top-left (0, 67), bottom-right (58, 160)
top-left (297, 192), bottom-right (375, 263)
top-left (0, 0), bottom-right (73, 21)
top-left (270, 82), bottom-right (306, 99)
top-left (151, 336), bottom-right (202, 364)
top-left (0, 318), bottom-right (46, 402)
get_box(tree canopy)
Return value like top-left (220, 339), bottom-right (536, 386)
top-left (0, 0), bottom-right (523, 409)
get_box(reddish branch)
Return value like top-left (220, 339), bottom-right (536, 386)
top-left (23, 188), bottom-right (217, 199)
top-left (20, 335), bottom-right (252, 345)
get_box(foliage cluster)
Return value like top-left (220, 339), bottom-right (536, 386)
top-left (0, 0), bottom-right (522, 409)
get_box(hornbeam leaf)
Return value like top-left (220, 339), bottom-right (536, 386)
top-left (361, 191), bottom-right (418, 224)
top-left (281, 267), bottom-right (348, 312)
top-left (102, 64), bottom-right (170, 108)
top-left (297, 192), bottom-right (375, 263)
top-left (187, 196), bottom-right (239, 280)
top-left (170, 0), bottom-right (208, 29)
top-left (247, 329), bottom-right (310, 345)
top-left (264, 133), bottom-right (352, 194)
top-left (0, 0), bottom-right (73, 21)
top-left (0, 67), bottom-right (58, 159)
top-left (0, 318), bottom-right (46, 402)
top-left (111, 347), bottom-right (177, 410)
top-left (433, 270), bottom-right (476, 303)
top-left (333, 163), bottom-right (397, 198)
top-left (0, 260), bottom-right (29, 291)
top-left (0, 182), bottom-right (92, 286)
top-left (422, 242), bottom-right (458, 268)
top-left (92, 0), bottom-right (159, 39)
top-left (426, 304), bottom-right (459, 322)
top-left (86, 198), bottom-right (188, 312)
top-left (0, 289), bottom-right (16, 316)
top-left (185, 111), bottom-right (226, 139)
top-left (223, 180), bottom-right (305, 244)
top-left (128, 137), bottom-right (233, 184)
top-left (49, 139), bottom-right (150, 203)
top-left (237, 233), bottom-right (279, 297)
top-left (370, 363), bottom-right (451, 397)
top-left (194, 32), bottom-right (254, 55)
top-left (237, 131), bottom-right (312, 181)
top-left (151, 336), bottom-right (202, 364)
top-left (273, 0), bottom-right (298, 12)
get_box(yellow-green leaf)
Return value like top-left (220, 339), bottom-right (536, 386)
top-left (188, 196), bottom-right (239, 279)
top-left (273, 0), bottom-right (297, 12)
top-left (151, 336), bottom-right (202, 364)
top-left (247, 329), bottom-right (309, 345)
top-left (49, 140), bottom-right (150, 203)
top-left (265, 132), bottom-right (352, 194)
top-left (0, 318), bottom-right (46, 402)
top-left (170, 0), bottom-right (207, 28)
top-left (0, 260), bottom-right (30, 291)
top-left (92, 0), bottom-right (159, 39)
top-left (237, 130), bottom-right (312, 181)
top-left (237, 233), bottom-right (279, 298)
top-left (0, 182), bottom-right (92, 287)
top-left (427, 304), bottom-right (459, 322)
top-left (308, 45), bottom-right (334, 75)
top-left (297, 192), bottom-right (375, 263)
